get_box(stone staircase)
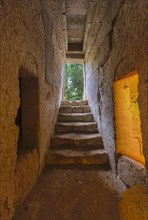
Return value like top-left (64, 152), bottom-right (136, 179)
top-left (46, 100), bottom-right (109, 166)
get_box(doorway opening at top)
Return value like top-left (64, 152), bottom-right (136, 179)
top-left (63, 63), bottom-right (84, 100)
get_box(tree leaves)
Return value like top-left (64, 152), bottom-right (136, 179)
top-left (64, 64), bottom-right (84, 100)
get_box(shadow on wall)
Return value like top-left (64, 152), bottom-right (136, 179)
top-left (0, 0), bottom-right (4, 6)
top-left (15, 68), bottom-right (39, 159)
top-left (15, 53), bottom-right (39, 160)
top-left (14, 53), bottom-right (40, 207)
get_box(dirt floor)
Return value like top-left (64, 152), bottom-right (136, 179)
top-left (13, 165), bottom-right (126, 220)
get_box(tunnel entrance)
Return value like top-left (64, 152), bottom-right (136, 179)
top-left (63, 63), bottom-right (84, 100)
top-left (15, 68), bottom-right (39, 159)
top-left (113, 71), bottom-right (145, 164)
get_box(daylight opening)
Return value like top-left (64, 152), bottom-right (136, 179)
top-left (63, 63), bottom-right (84, 100)
top-left (113, 71), bottom-right (145, 164)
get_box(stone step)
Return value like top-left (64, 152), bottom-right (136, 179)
top-left (55, 122), bottom-right (98, 133)
top-left (46, 149), bottom-right (108, 165)
top-left (61, 100), bottom-right (88, 106)
top-left (50, 133), bottom-right (103, 150)
top-left (57, 113), bottom-right (93, 122)
top-left (59, 105), bottom-right (90, 114)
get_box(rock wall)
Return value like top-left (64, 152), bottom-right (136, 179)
top-left (119, 184), bottom-right (148, 220)
top-left (117, 156), bottom-right (146, 187)
top-left (85, 0), bottom-right (148, 175)
top-left (0, 1), bottom-right (64, 219)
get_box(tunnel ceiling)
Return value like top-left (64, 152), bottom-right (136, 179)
top-left (48, 0), bottom-right (97, 62)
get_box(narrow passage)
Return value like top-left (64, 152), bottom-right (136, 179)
top-left (14, 166), bottom-right (125, 220)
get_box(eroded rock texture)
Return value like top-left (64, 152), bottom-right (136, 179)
top-left (0, 1), bottom-right (64, 219)
top-left (117, 156), bottom-right (146, 187)
top-left (119, 184), bottom-right (148, 220)
top-left (0, 0), bottom-right (148, 219)
top-left (85, 0), bottom-right (148, 175)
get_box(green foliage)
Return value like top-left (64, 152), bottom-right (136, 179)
top-left (64, 64), bottom-right (84, 100)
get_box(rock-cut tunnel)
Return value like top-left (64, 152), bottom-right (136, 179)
top-left (0, 1), bottom-right (148, 220)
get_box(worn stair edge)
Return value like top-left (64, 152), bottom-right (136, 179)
top-left (46, 149), bottom-right (108, 165)
top-left (59, 106), bottom-right (90, 113)
top-left (50, 133), bottom-right (103, 149)
top-left (55, 122), bottom-right (98, 133)
top-left (57, 113), bottom-right (93, 122)
top-left (61, 100), bottom-right (88, 106)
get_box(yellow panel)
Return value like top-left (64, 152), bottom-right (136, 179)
top-left (113, 71), bottom-right (145, 164)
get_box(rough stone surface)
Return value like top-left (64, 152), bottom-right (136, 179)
top-left (46, 149), bottom-right (108, 165)
top-left (83, 106), bottom-right (90, 113)
top-left (51, 133), bottom-right (103, 150)
top-left (13, 167), bottom-right (126, 220)
top-left (61, 100), bottom-right (88, 106)
top-left (57, 113), bottom-right (93, 122)
top-left (60, 106), bottom-right (82, 113)
top-left (85, 0), bottom-right (148, 176)
top-left (48, 100), bottom-right (107, 167)
top-left (114, 72), bottom-right (145, 164)
top-left (119, 184), bottom-right (148, 220)
top-left (60, 105), bottom-right (90, 113)
top-left (0, 1), bottom-right (64, 219)
top-left (55, 122), bottom-right (97, 133)
top-left (117, 156), bottom-right (146, 187)
top-left (1, 0), bottom-right (148, 219)
top-left (14, 150), bottom-right (39, 206)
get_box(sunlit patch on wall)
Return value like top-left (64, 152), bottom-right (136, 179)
top-left (113, 71), bottom-right (145, 164)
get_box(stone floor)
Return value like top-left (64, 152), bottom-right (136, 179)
top-left (13, 165), bottom-right (126, 220)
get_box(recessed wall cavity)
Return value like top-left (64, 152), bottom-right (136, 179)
top-left (15, 68), bottom-right (39, 159)
top-left (113, 71), bottom-right (145, 164)
top-left (0, 0), bottom-right (4, 6)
